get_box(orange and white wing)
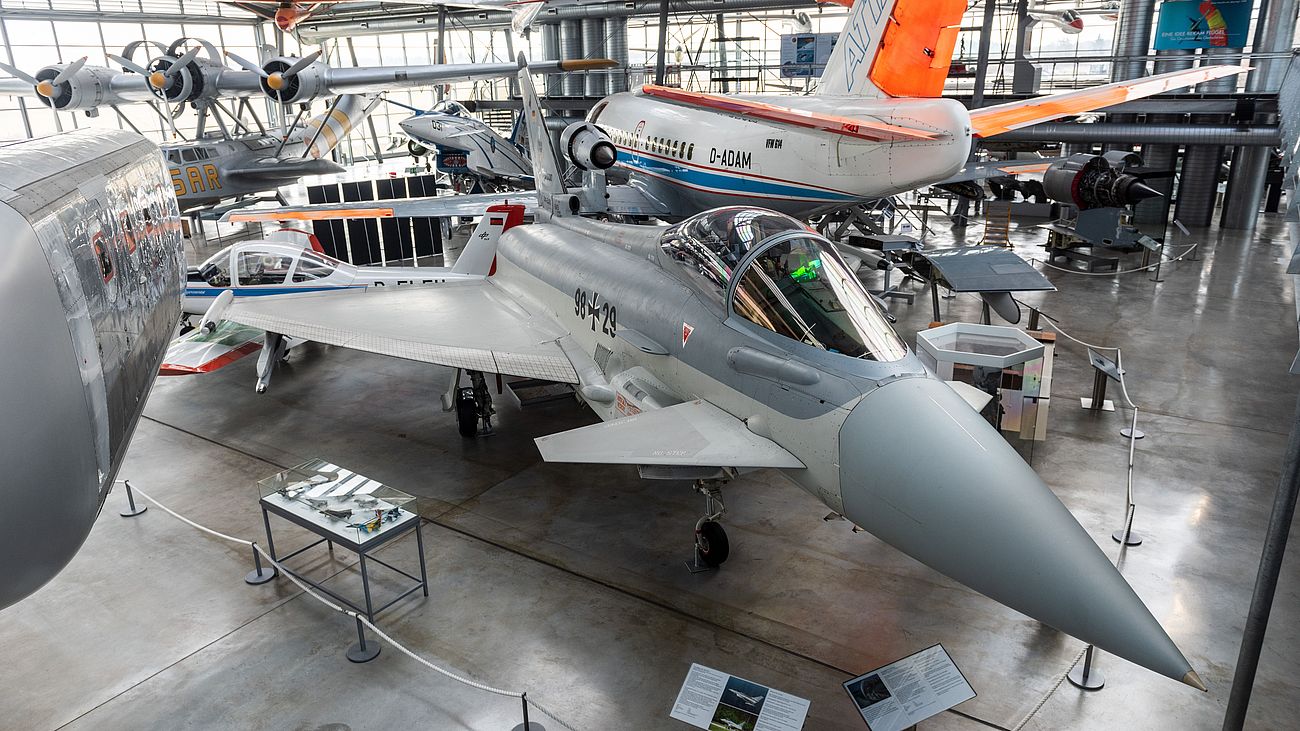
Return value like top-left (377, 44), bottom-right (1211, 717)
top-left (970, 65), bottom-right (1249, 138)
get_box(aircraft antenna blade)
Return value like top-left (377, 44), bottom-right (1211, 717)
top-left (51, 57), bottom-right (87, 85)
top-left (0, 61), bottom-right (38, 85)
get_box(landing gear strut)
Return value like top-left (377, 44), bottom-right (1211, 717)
top-left (687, 479), bottom-right (729, 572)
top-left (456, 370), bottom-right (496, 437)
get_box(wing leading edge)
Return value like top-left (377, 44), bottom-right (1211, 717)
top-left (970, 64), bottom-right (1250, 137)
top-left (220, 281), bottom-right (580, 383)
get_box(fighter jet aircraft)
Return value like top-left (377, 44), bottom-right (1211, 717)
top-left (396, 99), bottom-right (533, 189)
top-left (194, 55), bottom-right (1209, 691)
top-left (0, 129), bottom-right (185, 609)
top-left (725, 690), bottom-right (763, 708)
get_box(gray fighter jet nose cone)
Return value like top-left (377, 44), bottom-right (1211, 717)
top-left (837, 377), bottom-right (1200, 686)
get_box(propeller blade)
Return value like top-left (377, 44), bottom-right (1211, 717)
top-left (225, 50), bottom-right (268, 78)
top-left (0, 61), bottom-right (38, 85)
top-left (283, 50), bottom-right (322, 77)
top-left (51, 56), bottom-right (87, 85)
top-left (167, 47), bottom-right (201, 77)
top-left (107, 53), bottom-right (151, 77)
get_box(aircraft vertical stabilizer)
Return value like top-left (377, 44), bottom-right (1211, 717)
top-left (818, 0), bottom-right (965, 98)
top-left (517, 53), bottom-right (570, 218)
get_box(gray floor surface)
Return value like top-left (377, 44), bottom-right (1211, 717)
top-left (3, 207), bottom-right (1298, 730)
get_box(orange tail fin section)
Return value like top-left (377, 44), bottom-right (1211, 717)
top-left (868, 0), bottom-right (966, 97)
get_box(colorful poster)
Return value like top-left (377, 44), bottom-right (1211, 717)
top-left (779, 33), bottom-right (837, 78)
top-left (1154, 0), bottom-right (1252, 49)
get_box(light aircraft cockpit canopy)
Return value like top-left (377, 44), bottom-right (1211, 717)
top-left (660, 207), bottom-right (907, 361)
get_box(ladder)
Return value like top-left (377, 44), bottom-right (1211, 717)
top-left (982, 200), bottom-right (1013, 247)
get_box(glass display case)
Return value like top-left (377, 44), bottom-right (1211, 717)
top-left (258, 458), bottom-right (420, 546)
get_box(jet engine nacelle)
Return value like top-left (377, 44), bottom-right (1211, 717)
top-left (32, 64), bottom-right (118, 110)
top-left (560, 121), bottom-right (618, 171)
top-left (1042, 152), bottom-right (1161, 210)
top-left (260, 56), bottom-right (328, 105)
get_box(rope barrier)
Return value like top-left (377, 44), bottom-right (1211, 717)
top-left (123, 484), bottom-right (579, 731)
top-left (1031, 242), bottom-right (1201, 277)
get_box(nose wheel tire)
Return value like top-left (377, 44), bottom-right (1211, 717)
top-left (695, 520), bottom-right (729, 567)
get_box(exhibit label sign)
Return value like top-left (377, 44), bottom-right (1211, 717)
top-left (1154, 0), bottom-right (1252, 50)
top-left (779, 33), bottom-right (837, 78)
top-left (670, 663), bottom-right (810, 731)
top-left (842, 644), bottom-right (975, 731)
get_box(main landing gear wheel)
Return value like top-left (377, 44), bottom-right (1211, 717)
top-left (695, 520), bottom-right (729, 567)
top-left (686, 479), bottom-right (729, 572)
top-left (455, 387), bottom-right (478, 437)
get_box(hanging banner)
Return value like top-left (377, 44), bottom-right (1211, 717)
top-left (1153, 0), bottom-right (1253, 50)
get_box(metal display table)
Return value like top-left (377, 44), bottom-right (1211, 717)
top-left (257, 459), bottom-right (428, 660)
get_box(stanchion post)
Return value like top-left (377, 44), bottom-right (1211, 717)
top-left (1067, 644), bottom-right (1105, 690)
top-left (119, 480), bottom-right (147, 518)
top-left (245, 543), bottom-right (276, 585)
top-left (1028, 307), bottom-right (1041, 332)
top-left (512, 691), bottom-right (545, 731)
top-left (347, 616), bottom-right (381, 663)
top-left (1150, 241), bottom-right (1166, 283)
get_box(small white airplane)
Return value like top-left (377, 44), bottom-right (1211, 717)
top-left (164, 206), bottom-right (523, 385)
top-left (397, 99), bottom-right (533, 188)
top-left (716, 719), bottom-right (747, 731)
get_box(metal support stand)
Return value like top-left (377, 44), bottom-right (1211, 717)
top-left (347, 616), bottom-right (381, 663)
top-left (1120, 427), bottom-right (1146, 440)
top-left (511, 692), bottom-right (545, 731)
top-left (119, 480), bottom-right (147, 517)
top-left (1067, 645), bottom-right (1106, 690)
top-left (1149, 242), bottom-right (1166, 283)
top-left (1028, 307), bottom-right (1041, 331)
top-left (245, 543), bottom-right (276, 585)
top-left (1081, 369), bottom-right (1115, 411)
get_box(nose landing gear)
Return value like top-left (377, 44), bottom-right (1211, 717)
top-left (687, 479), bottom-right (729, 573)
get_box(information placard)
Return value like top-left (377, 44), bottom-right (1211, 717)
top-left (670, 663), bottom-right (811, 731)
top-left (842, 645), bottom-right (975, 731)
top-left (778, 33), bottom-right (837, 78)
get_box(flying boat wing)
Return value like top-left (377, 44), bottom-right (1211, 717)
top-left (535, 399), bottom-right (805, 469)
top-left (970, 64), bottom-right (1250, 137)
top-left (639, 85), bottom-right (942, 142)
top-left (218, 280), bottom-right (579, 383)
top-left (321, 59), bottom-right (616, 96)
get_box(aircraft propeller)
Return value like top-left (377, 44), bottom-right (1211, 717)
top-left (0, 56), bottom-right (87, 103)
top-left (226, 49), bottom-right (322, 107)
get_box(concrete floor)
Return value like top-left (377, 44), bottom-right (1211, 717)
top-left (3, 207), bottom-right (1299, 730)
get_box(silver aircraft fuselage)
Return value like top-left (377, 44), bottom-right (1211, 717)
top-left (0, 129), bottom-right (184, 609)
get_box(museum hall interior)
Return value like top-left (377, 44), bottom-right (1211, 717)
top-left (2, 0), bottom-right (1299, 729)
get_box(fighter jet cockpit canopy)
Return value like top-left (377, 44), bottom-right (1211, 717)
top-left (660, 207), bottom-right (907, 361)
top-left (432, 100), bottom-right (472, 117)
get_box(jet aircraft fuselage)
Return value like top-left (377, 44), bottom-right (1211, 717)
top-left (590, 92), bottom-right (971, 218)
